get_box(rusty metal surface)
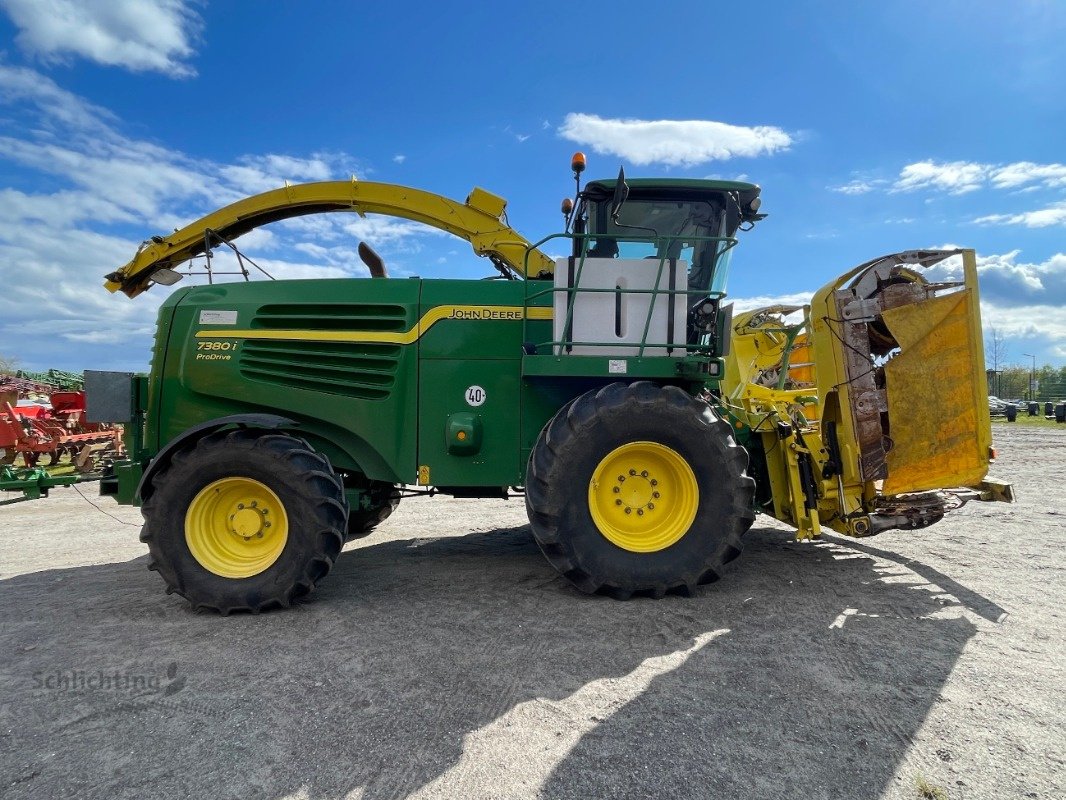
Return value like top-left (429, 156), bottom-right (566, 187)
top-left (833, 289), bottom-right (889, 481)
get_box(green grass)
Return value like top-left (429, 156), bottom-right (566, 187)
top-left (992, 414), bottom-right (1065, 428)
top-left (914, 773), bottom-right (949, 800)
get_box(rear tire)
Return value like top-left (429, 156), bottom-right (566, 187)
top-left (345, 485), bottom-right (400, 541)
top-left (526, 382), bottom-right (755, 599)
top-left (140, 429), bottom-right (348, 614)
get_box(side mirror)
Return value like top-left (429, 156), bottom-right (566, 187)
top-left (609, 166), bottom-right (629, 223)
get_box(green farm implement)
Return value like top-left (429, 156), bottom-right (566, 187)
top-left (0, 464), bottom-right (100, 506)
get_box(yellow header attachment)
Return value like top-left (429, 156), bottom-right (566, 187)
top-left (809, 248), bottom-right (993, 494)
top-left (104, 180), bottom-right (555, 297)
top-left (722, 248), bottom-right (1008, 542)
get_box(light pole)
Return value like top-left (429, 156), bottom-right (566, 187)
top-left (1023, 353), bottom-right (1036, 401)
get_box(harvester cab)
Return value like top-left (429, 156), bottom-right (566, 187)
top-left (86, 155), bottom-right (1011, 613)
top-left (560, 161), bottom-right (764, 358)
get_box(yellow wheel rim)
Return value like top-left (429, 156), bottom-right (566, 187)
top-left (588, 441), bottom-right (699, 553)
top-left (185, 477), bottom-right (289, 578)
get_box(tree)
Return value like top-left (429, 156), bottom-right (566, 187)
top-left (998, 366), bottom-right (1029, 399)
top-left (0, 353), bottom-right (17, 375)
top-left (984, 326), bottom-right (1008, 395)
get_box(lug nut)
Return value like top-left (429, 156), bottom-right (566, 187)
top-left (624, 508), bottom-right (632, 514)
top-left (238, 503), bottom-right (245, 510)
top-left (629, 469), bottom-right (637, 476)
top-left (641, 470), bottom-right (648, 478)
top-left (615, 499), bottom-right (622, 506)
top-left (648, 503), bottom-right (655, 510)
top-left (613, 486), bottom-right (620, 494)
top-left (650, 479), bottom-right (658, 486)
top-left (653, 491), bottom-right (660, 499)
top-left (256, 532), bottom-right (264, 538)
top-left (618, 475), bottom-right (625, 482)
top-left (264, 522), bottom-right (271, 528)
top-left (637, 509), bottom-right (644, 516)
top-left (250, 501), bottom-right (257, 508)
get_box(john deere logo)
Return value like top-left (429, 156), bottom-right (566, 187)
top-left (447, 307), bottom-right (523, 320)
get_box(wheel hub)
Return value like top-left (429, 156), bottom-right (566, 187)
top-left (615, 470), bottom-right (658, 513)
top-left (588, 441), bottom-right (699, 553)
top-left (185, 477), bottom-right (289, 578)
top-left (230, 506), bottom-right (265, 538)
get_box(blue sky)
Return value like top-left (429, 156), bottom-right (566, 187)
top-left (0, 0), bottom-right (1064, 371)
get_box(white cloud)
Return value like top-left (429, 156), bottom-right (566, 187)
top-left (730, 292), bottom-right (814, 314)
top-left (893, 160), bottom-right (989, 194)
top-left (829, 179), bottom-right (880, 195)
top-left (924, 250), bottom-right (1066, 307)
top-left (0, 65), bottom-right (363, 229)
top-left (0, 65), bottom-right (452, 370)
top-left (219, 153), bottom-right (342, 196)
top-left (838, 159), bottom-right (1066, 230)
top-left (980, 302), bottom-right (1066, 346)
top-left (886, 159), bottom-right (1066, 196)
top-left (558, 113), bottom-right (792, 167)
top-left (341, 216), bottom-right (449, 245)
top-left (0, 63), bottom-right (117, 132)
top-left (502, 124), bottom-right (530, 143)
top-left (200, 249), bottom-right (358, 282)
top-left (974, 201), bottom-right (1066, 228)
top-left (0, 187), bottom-right (136, 226)
top-left (393, 154), bottom-right (406, 164)
top-left (0, 0), bottom-right (201, 76)
top-left (989, 161), bottom-right (1066, 190)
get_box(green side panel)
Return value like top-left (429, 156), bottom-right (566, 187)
top-left (518, 376), bottom-right (598, 476)
top-left (154, 278), bottom-right (421, 483)
top-left (522, 354), bottom-right (713, 379)
top-left (144, 291), bottom-right (181, 458)
top-left (418, 279), bottom-right (530, 360)
top-left (417, 359), bottom-right (522, 486)
top-left (417, 280), bottom-right (528, 486)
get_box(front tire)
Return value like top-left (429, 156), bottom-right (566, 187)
top-left (140, 429), bottom-right (348, 614)
top-left (525, 382), bottom-right (755, 599)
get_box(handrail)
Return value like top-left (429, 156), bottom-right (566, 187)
top-left (523, 232), bottom-right (737, 356)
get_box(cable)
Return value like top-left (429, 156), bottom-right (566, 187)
top-left (70, 482), bottom-right (140, 527)
top-left (821, 315), bottom-right (877, 365)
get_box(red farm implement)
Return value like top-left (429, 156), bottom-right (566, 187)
top-left (1, 395), bottom-right (122, 471)
top-left (0, 377), bottom-right (125, 504)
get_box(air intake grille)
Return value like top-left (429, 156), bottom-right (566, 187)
top-left (236, 303), bottom-right (409, 399)
top-left (251, 303), bottom-right (408, 332)
top-left (240, 340), bottom-right (402, 401)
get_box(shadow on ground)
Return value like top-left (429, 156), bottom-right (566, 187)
top-left (0, 523), bottom-right (995, 799)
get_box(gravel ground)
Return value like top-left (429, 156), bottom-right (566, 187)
top-left (0, 424), bottom-right (1062, 800)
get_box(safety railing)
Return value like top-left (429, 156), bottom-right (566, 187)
top-left (522, 232), bottom-right (737, 358)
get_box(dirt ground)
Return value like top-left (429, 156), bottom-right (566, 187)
top-left (0, 424), bottom-right (1062, 800)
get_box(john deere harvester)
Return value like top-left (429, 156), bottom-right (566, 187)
top-left (91, 155), bottom-right (1010, 613)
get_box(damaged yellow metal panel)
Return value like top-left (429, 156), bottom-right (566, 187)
top-left (881, 283), bottom-right (989, 493)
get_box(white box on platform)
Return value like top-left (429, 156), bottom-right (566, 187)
top-left (552, 257), bottom-right (688, 357)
